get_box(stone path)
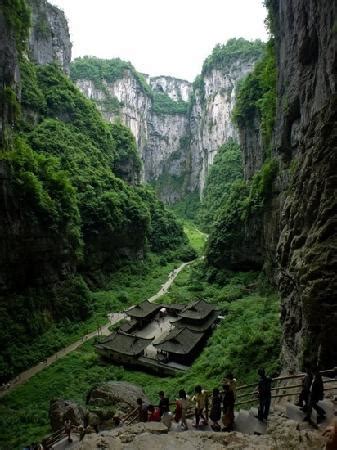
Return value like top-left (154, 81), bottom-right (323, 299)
top-left (0, 260), bottom-right (193, 399)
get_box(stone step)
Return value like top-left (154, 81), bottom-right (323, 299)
top-left (286, 399), bottom-right (335, 425)
top-left (234, 409), bottom-right (256, 435)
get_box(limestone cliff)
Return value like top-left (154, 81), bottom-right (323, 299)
top-left (233, 1), bottom-right (337, 369)
top-left (27, 0), bottom-right (71, 73)
top-left (273, 0), bottom-right (337, 370)
top-left (73, 45), bottom-right (262, 201)
top-left (150, 75), bottom-right (192, 101)
top-left (190, 61), bottom-right (258, 192)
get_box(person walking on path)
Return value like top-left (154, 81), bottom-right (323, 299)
top-left (295, 366), bottom-right (312, 411)
top-left (158, 390), bottom-right (170, 416)
top-left (210, 388), bottom-right (222, 431)
top-left (192, 385), bottom-right (207, 428)
top-left (222, 384), bottom-right (235, 431)
top-left (257, 368), bottom-right (272, 422)
top-left (223, 373), bottom-right (237, 399)
top-left (304, 367), bottom-right (326, 424)
top-left (64, 419), bottom-right (72, 443)
top-left (136, 398), bottom-right (148, 422)
top-left (175, 389), bottom-right (188, 430)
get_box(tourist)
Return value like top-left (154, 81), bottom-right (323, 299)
top-left (64, 419), bottom-right (72, 443)
top-left (147, 404), bottom-right (161, 421)
top-left (209, 388), bottom-right (222, 431)
top-left (175, 389), bottom-right (188, 430)
top-left (222, 384), bottom-right (235, 431)
top-left (304, 367), bottom-right (326, 424)
top-left (295, 366), bottom-right (312, 411)
top-left (192, 385), bottom-right (207, 428)
top-left (223, 372), bottom-right (237, 399)
top-left (158, 390), bottom-right (170, 416)
top-left (136, 397), bottom-right (148, 422)
top-left (256, 368), bottom-right (272, 422)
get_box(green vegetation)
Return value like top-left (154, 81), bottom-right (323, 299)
top-left (70, 56), bottom-right (152, 97)
top-left (199, 140), bottom-right (243, 231)
top-left (202, 38), bottom-right (265, 76)
top-left (110, 121), bottom-right (142, 180)
top-left (171, 191), bottom-right (201, 223)
top-left (0, 260), bottom-right (280, 449)
top-left (0, 58), bottom-right (190, 380)
top-left (3, 0), bottom-right (31, 54)
top-left (206, 159), bottom-right (278, 268)
top-left (152, 91), bottom-right (188, 115)
top-left (232, 40), bottom-right (277, 150)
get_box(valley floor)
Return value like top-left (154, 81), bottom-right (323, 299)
top-left (0, 223), bottom-right (281, 449)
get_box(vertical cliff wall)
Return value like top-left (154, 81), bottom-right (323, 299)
top-left (228, 1), bottom-right (337, 370)
top-left (272, 0), bottom-right (337, 370)
top-left (27, 0), bottom-right (71, 73)
top-left (189, 60), bottom-right (258, 192)
top-left (73, 43), bottom-right (263, 201)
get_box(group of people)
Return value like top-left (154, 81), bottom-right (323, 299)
top-left (134, 373), bottom-right (237, 432)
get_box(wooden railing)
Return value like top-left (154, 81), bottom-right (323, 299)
top-left (235, 368), bottom-right (337, 408)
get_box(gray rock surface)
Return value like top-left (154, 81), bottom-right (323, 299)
top-left (75, 57), bottom-right (260, 202)
top-left (27, 0), bottom-right (71, 74)
top-left (87, 381), bottom-right (149, 414)
top-left (49, 399), bottom-right (86, 431)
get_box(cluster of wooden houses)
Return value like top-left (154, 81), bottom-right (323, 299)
top-left (95, 299), bottom-right (218, 374)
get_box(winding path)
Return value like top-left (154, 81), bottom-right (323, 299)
top-left (0, 260), bottom-right (194, 399)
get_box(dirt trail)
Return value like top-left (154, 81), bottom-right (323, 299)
top-left (0, 260), bottom-right (193, 398)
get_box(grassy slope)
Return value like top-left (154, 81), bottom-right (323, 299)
top-left (0, 224), bottom-right (281, 449)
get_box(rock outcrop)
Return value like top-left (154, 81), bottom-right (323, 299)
top-left (74, 53), bottom-right (261, 201)
top-left (235, 1), bottom-right (337, 369)
top-left (27, 0), bottom-right (71, 74)
top-left (189, 61), bottom-right (257, 192)
top-left (273, 0), bottom-right (337, 369)
top-left (86, 381), bottom-right (149, 415)
top-left (49, 399), bottom-right (86, 431)
top-left (150, 75), bottom-right (192, 102)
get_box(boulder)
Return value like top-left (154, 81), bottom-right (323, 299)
top-left (49, 399), bottom-right (87, 431)
top-left (86, 381), bottom-right (149, 414)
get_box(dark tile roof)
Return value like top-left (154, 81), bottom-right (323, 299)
top-left (119, 319), bottom-right (137, 333)
top-left (96, 331), bottom-right (153, 356)
top-left (126, 300), bottom-right (160, 318)
top-left (153, 327), bottom-right (204, 355)
top-left (178, 299), bottom-right (217, 321)
top-left (174, 310), bottom-right (218, 332)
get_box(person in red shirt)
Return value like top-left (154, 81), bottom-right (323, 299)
top-left (147, 405), bottom-right (161, 421)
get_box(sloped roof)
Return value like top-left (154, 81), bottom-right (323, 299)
top-left (96, 331), bottom-right (153, 356)
top-left (119, 319), bottom-right (137, 333)
top-left (126, 300), bottom-right (160, 318)
top-left (174, 310), bottom-right (218, 331)
top-left (178, 299), bottom-right (217, 321)
top-left (153, 327), bottom-right (204, 355)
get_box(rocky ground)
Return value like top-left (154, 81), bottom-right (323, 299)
top-left (50, 381), bottom-right (331, 450)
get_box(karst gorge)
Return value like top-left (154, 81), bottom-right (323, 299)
top-left (0, 0), bottom-right (336, 448)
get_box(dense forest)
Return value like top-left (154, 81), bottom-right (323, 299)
top-left (0, 0), bottom-right (193, 380)
top-left (1, 0), bottom-right (336, 447)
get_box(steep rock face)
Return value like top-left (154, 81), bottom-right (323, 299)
top-left (144, 113), bottom-right (189, 180)
top-left (273, 0), bottom-right (337, 370)
top-left (75, 57), bottom-right (258, 200)
top-left (76, 75), bottom-right (151, 180)
top-left (75, 74), bottom-right (189, 200)
top-left (0, 6), bottom-right (20, 142)
top-left (150, 76), bottom-right (192, 101)
top-left (190, 62), bottom-right (256, 192)
top-left (239, 111), bottom-right (264, 180)
top-left (27, 0), bottom-right (71, 74)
